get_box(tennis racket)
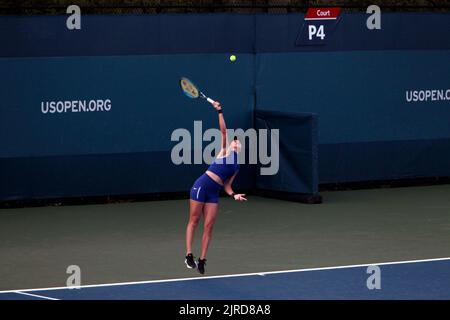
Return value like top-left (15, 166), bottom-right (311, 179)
top-left (180, 77), bottom-right (216, 104)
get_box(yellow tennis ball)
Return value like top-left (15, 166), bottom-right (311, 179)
top-left (230, 55), bottom-right (236, 62)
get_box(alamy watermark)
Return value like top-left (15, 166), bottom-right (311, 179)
top-left (171, 121), bottom-right (279, 176)
top-left (66, 265), bottom-right (81, 289)
top-left (66, 5), bottom-right (81, 30)
top-left (366, 265), bottom-right (381, 290)
top-left (366, 5), bottom-right (381, 30)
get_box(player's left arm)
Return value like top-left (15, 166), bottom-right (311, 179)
top-left (224, 172), bottom-right (247, 201)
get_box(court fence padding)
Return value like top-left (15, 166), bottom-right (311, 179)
top-left (255, 110), bottom-right (321, 203)
top-left (1, 13), bottom-right (450, 202)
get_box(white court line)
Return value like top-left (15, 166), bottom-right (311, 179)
top-left (14, 291), bottom-right (59, 300)
top-left (0, 256), bottom-right (449, 295)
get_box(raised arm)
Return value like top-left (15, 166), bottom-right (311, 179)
top-left (211, 101), bottom-right (227, 152)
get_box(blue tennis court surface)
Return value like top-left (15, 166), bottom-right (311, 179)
top-left (1, 258), bottom-right (449, 300)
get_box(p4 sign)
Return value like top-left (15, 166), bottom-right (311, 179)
top-left (296, 7), bottom-right (341, 46)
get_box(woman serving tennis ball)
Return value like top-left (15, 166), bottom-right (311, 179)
top-left (185, 100), bottom-right (246, 275)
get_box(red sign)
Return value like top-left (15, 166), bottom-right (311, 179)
top-left (305, 7), bottom-right (341, 20)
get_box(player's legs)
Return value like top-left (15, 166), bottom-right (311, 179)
top-left (196, 202), bottom-right (218, 274)
top-left (200, 202), bottom-right (219, 260)
top-left (186, 174), bottom-right (210, 257)
top-left (186, 199), bottom-right (204, 256)
top-left (186, 173), bottom-right (221, 272)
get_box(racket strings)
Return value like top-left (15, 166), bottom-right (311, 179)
top-left (180, 78), bottom-right (199, 98)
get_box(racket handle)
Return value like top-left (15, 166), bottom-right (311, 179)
top-left (206, 97), bottom-right (215, 104)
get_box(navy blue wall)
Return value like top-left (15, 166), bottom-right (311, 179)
top-left (0, 52), bottom-right (255, 199)
top-left (1, 13), bottom-right (450, 200)
top-left (255, 50), bottom-right (450, 182)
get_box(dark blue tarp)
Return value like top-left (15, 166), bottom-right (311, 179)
top-left (255, 110), bottom-right (319, 197)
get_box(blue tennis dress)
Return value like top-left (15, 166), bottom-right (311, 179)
top-left (190, 151), bottom-right (240, 203)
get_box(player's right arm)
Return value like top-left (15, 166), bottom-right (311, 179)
top-left (212, 101), bottom-right (227, 156)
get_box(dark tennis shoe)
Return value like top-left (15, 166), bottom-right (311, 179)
top-left (185, 253), bottom-right (197, 269)
top-left (197, 258), bottom-right (207, 275)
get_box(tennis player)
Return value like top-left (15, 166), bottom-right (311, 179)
top-left (185, 101), bottom-right (246, 274)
